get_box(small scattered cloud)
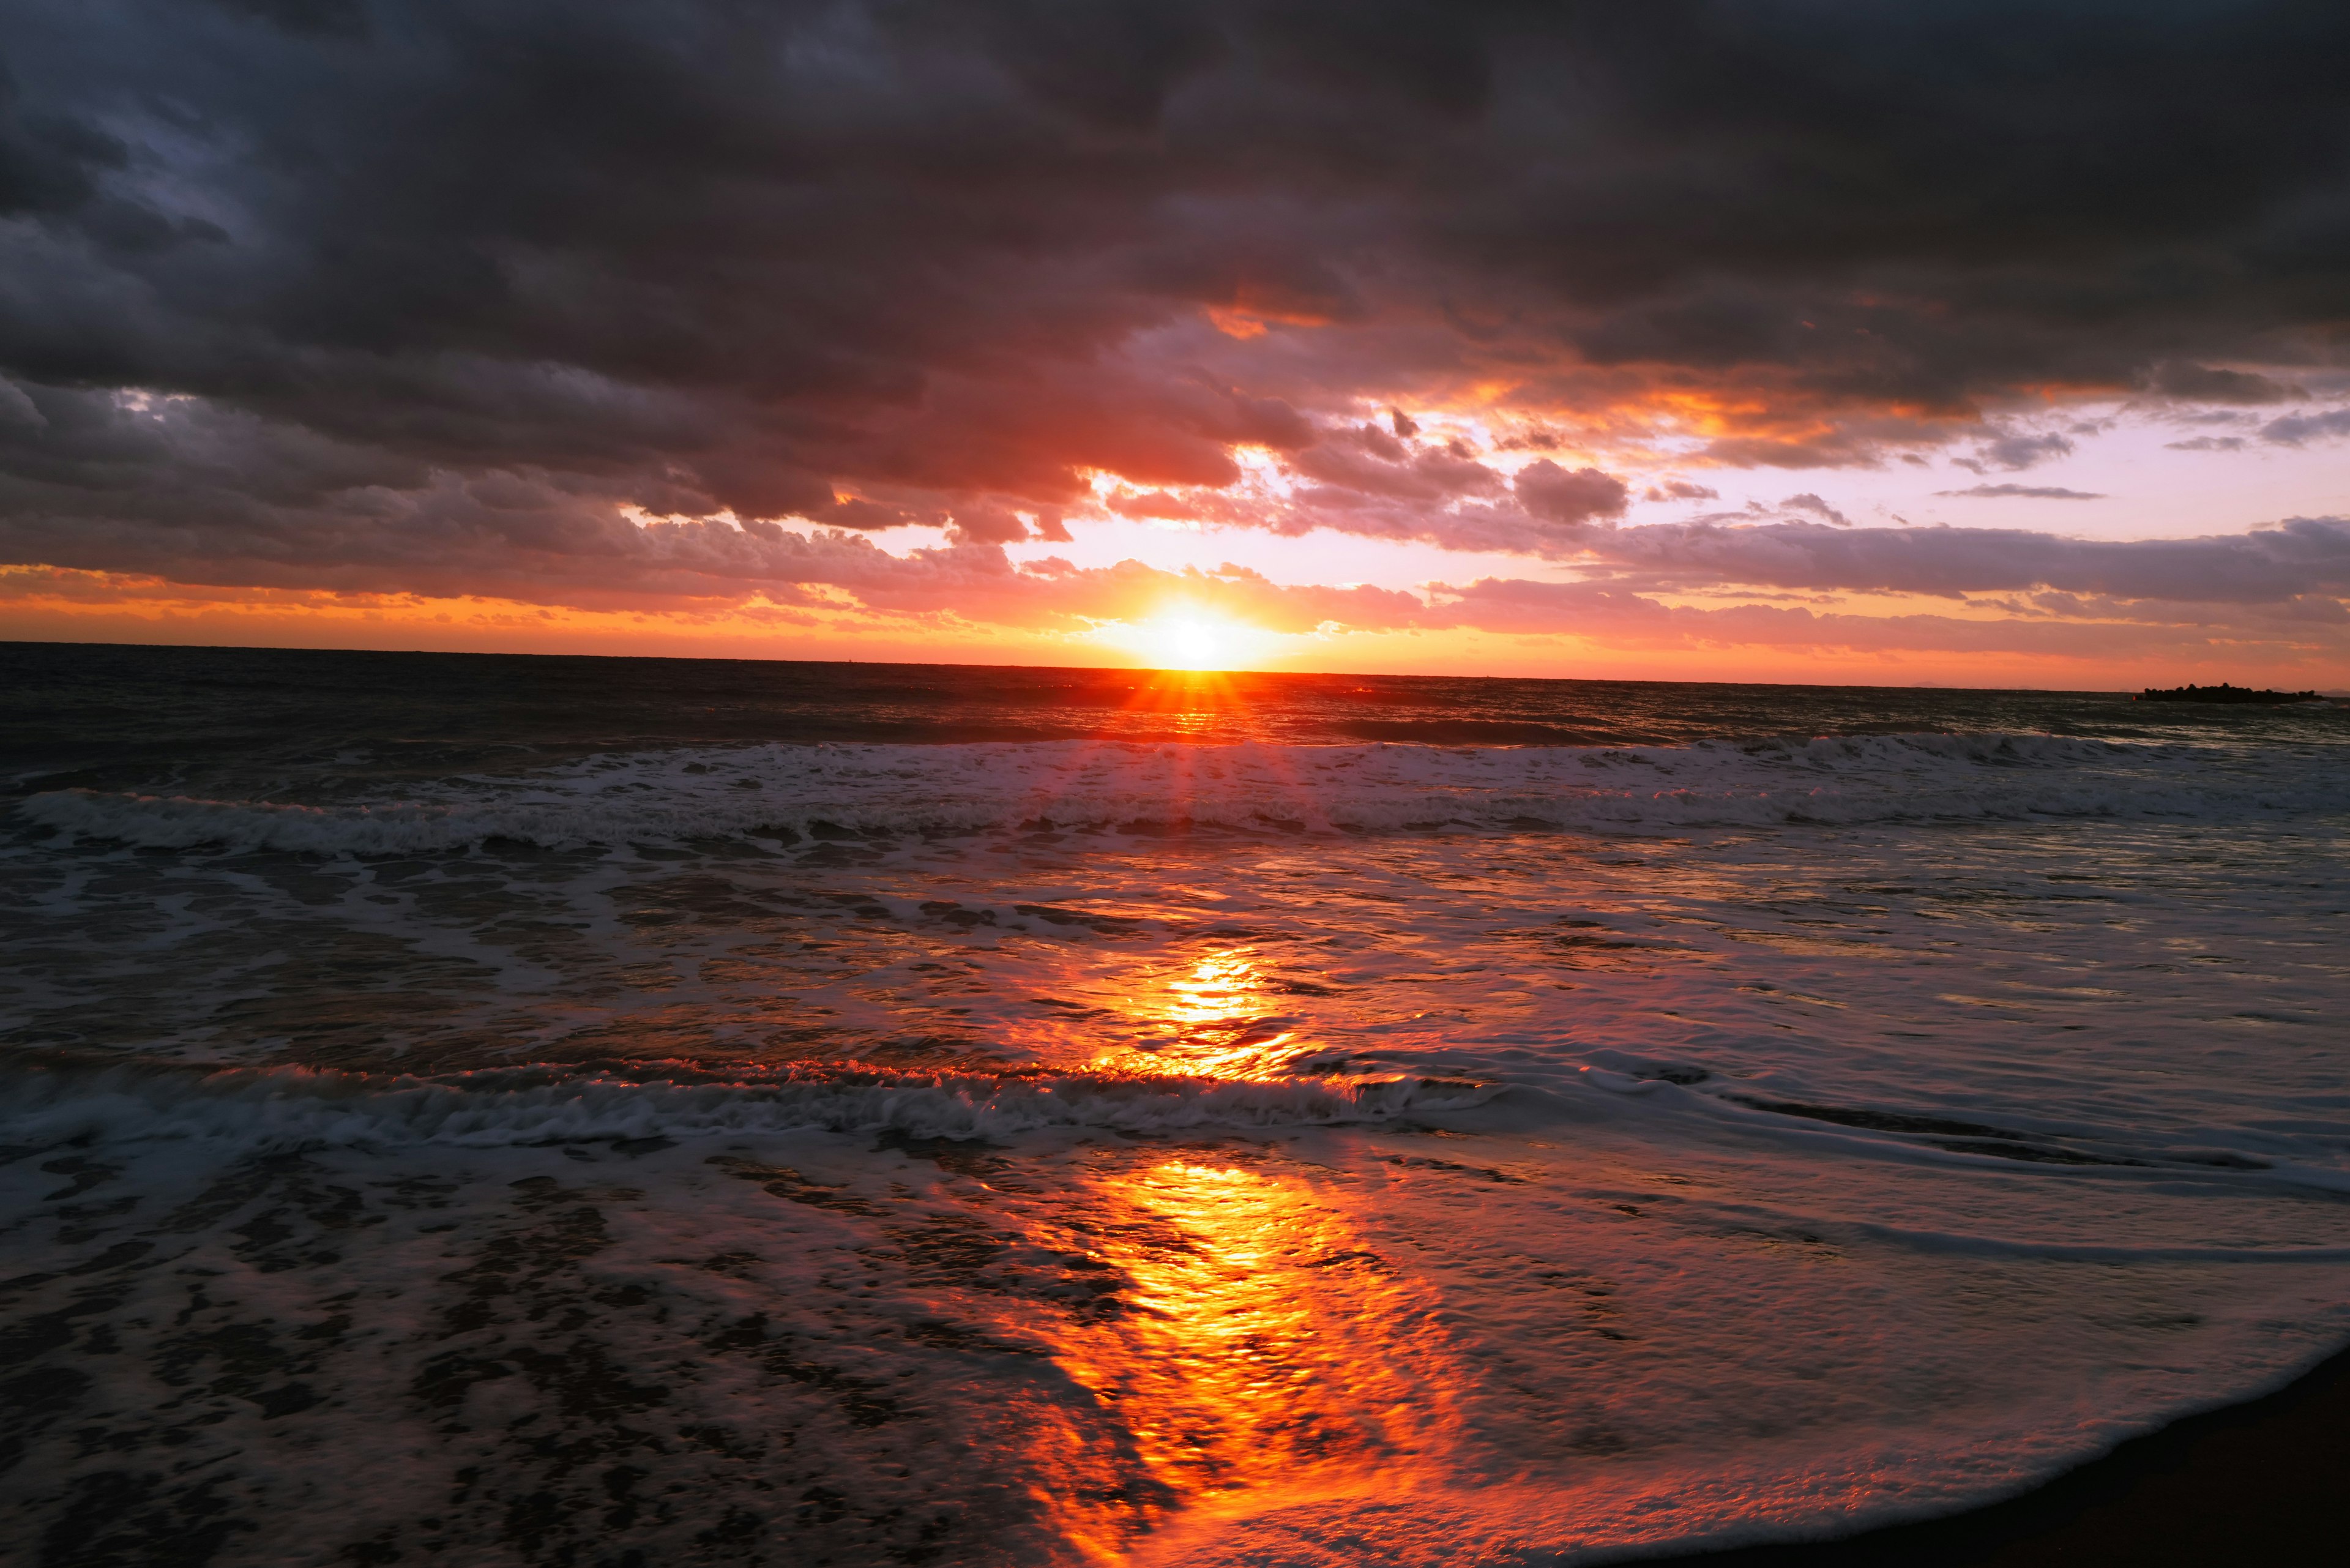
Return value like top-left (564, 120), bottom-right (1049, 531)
top-left (942, 501), bottom-right (1040, 545)
top-left (1781, 492), bottom-right (1852, 526)
top-left (1955, 430), bottom-right (2075, 473)
top-left (2165, 436), bottom-right (2246, 453)
top-left (1644, 480), bottom-right (1719, 502)
top-left (2262, 408), bottom-right (2350, 446)
top-left (1936, 484), bottom-right (2107, 500)
top-left (1512, 461), bottom-right (1630, 527)
top-left (1289, 427), bottom-right (1504, 504)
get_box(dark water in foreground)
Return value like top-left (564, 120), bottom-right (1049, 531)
top-left (4, 643), bottom-right (2348, 1567)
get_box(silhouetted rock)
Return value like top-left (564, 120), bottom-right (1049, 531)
top-left (2136, 683), bottom-right (2323, 704)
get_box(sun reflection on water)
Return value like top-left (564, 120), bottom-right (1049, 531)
top-left (1089, 947), bottom-right (1316, 1083)
top-left (1027, 1156), bottom-right (1466, 1557)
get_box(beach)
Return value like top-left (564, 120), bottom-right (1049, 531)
top-left (1646, 1340), bottom-right (2350, 1566)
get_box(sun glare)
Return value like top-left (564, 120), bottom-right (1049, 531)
top-left (1139, 614), bottom-right (1248, 671)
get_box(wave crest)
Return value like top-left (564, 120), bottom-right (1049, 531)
top-left (0, 1058), bottom-right (1507, 1154)
top-left (15, 732), bottom-right (2333, 854)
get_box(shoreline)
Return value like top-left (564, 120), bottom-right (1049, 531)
top-left (1634, 1340), bottom-right (2350, 1566)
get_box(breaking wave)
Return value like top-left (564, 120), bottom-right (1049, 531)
top-left (15, 732), bottom-right (2342, 854)
top-left (0, 1058), bottom-right (1510, 1155)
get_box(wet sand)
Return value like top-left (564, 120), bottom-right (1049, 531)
top-left (1641, 1341), bottom-right (2350, 1566)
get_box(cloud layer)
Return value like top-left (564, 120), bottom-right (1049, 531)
top-left (2, 1), bottom-right (2349, 674)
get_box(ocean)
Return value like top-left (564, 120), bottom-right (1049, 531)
top-left (3, 641), bottom-right (2347, 1567)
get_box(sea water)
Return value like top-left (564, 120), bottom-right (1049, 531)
top-left (3, 643), bottom-right (2347, 1566)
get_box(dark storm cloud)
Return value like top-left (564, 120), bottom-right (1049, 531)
top-left (2, 1), bottom-right (2349, 600)
top-left (2139, 361), bottom-right (2299, 404)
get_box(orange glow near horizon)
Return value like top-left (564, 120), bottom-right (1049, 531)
top-left (7, 565), bottom-right (2346, 690)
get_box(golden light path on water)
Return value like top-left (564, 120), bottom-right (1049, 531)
top-left (949, 947), bottom-right (1475, 1559)
top-left (1087, 947), bottom-right (1308, 1082)
top-left (1021, 1156), bottom-right (1470, 1561)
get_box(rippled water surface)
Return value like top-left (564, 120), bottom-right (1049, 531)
top-left (4, 643), bottom-right (2348, 1566)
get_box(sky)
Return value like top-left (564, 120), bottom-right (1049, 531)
top-left (2, 1), bottom-right (2348, 687)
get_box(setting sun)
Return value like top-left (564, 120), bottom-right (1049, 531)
top-left (1129, 613), bottom-right (1263, 671)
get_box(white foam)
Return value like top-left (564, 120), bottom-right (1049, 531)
top-left (18, 731), bottom-right (2342, 854)
top-left (0, 1060), bottom-right (1511, 1155)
